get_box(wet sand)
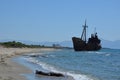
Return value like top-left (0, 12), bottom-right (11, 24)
top-left (0, 46), bottom-right (74, 80)
top-left (0, 46), bottom-right (55, 80)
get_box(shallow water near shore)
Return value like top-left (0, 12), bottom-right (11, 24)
top-left (14, 48), bottom-right (120, 80)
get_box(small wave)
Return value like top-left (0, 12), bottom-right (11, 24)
top-left (85, 51), bottom-right (106, 55)
top-left (40, 54), bottom-right (56, 58)
top-left (24, 57), bottom-right (97, 80)
top-left (95, 52), bottom-right (106, 54)
top-left (49, 54), bottom-right (56, 57)
top-left (105, 54), bottom-right (111, 56)
top-left (67, 72), bottom-right (96, 80)
top-left (24, 52), bottom-right (44, 57)
top-left (95, 52), bottom-right (111, 57)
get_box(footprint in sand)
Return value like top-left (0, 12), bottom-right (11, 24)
top-left (0, 76), bottom-right (2, 79)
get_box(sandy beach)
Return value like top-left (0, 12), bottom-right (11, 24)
top-left (0, 46), bottom-right (55, 80)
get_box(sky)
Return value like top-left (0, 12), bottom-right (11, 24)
top-left (0, 0), bottom-right (120, 42)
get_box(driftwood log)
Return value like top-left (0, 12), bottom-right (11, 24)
top-left (35, 70), bottom-right (64, 77)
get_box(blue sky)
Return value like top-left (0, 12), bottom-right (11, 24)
top-left (0, 0), bottom-right (120, 42)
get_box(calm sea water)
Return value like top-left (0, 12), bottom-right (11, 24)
top-left (17, 48), bottom-right (120, 80)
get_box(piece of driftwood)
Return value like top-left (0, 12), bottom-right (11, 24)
top-left (35, 70), bottom-right (64, 77)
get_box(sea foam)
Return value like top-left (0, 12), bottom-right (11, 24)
top-left (24, 57), bottom-right (95, 80)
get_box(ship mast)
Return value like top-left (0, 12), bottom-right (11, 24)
top-left (81, 20), bottom-right (88, 43)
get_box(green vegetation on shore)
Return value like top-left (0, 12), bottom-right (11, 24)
top-left (0, 41), bottom-right (72, 49)
top-left (0, 41), bottom-right (45, 48)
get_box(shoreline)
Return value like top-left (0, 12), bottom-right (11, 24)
top-left (0, 47), bottom-right (56, 80)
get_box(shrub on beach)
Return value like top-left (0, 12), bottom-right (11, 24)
top-left (0, 41), bottom-right (51, 48)
top-left (0, 41), bottom-right (27, 48)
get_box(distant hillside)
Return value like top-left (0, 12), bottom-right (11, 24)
top-left (42, 39), bottom-right (120, 49)
top-left (38, 40), bottom-right (120, 49)
top-left (38, 41), bottom-right (73, 47)
top-left (101, 39), bottom-right (120, 49)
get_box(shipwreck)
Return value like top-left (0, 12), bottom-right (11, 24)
top-left (72, 20), bottom-right (101, 51)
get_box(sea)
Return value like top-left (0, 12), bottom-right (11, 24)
top-left (14, 48), bottom-right (120, 80)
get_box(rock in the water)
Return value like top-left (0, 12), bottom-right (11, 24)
top-left (35, 70), bottom-right (64, 77)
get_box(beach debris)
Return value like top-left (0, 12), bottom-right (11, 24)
top-left (29, 54), bottom-right (38, 57)
top-left (0, 54), bottom-right (6, 63)
top-left (35, 70), bottom-right (64, 77)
